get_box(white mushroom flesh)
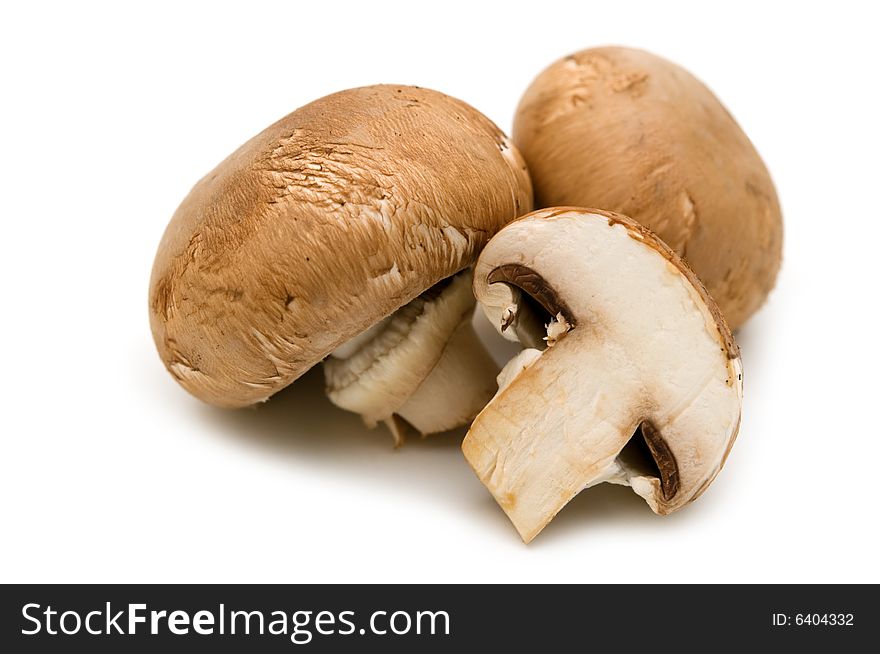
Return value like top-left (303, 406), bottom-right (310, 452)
top-left (464, 209), bottom-right (743, 542)
top-left (330, 316), bottom-right (394, 359)
top-left (325, 269), bottom-right (499, 444)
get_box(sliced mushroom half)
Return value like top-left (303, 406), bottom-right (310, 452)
top-left (464, 207), bottom-right (743, 542)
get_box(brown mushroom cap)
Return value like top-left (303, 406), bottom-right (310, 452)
top-left (150, 85), bottom-right (532, 407)
top-left (513, 46), bottom-right (782, 329)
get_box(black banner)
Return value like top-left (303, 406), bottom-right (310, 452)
top-left (1, 584), bottom-right (875, 651)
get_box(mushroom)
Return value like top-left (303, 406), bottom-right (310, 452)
top-left (513, 46), bottom-right (783, 329)
top-left (463, 208), bottom-right (743, 542)
top-left (149, 85), bottom-right (532, 441)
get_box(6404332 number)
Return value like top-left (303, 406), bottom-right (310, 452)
top-left (772, 613), bottom-right (854, 627)
top-left (795, 614), bottom-right (853, 626)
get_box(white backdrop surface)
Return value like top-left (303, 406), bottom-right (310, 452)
top-left (1, 1), bottom-right (878, 583)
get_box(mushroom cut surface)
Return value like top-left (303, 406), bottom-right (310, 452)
top-left (465, 208), bottom-right (743, 542)
top-left (514, 46), bottom-right (782, 329)
top-left (149, 85), bottom-right (532, 408)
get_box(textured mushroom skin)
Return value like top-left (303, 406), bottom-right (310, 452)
top-left (513, 47), bottom-right (782, 329)
top-left (150, 85), bottom-right (532, 407)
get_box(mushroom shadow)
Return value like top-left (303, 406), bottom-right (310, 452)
top-left (731, 317), bottom-right (765, 371)
top-left (191, 365), bottom-right (491, 510)
top-left (531, 484), bottom-right (662, 546)
top-left (729, 270), bottom-right (786, 374)
top-left (142, 327), bottom-right (737, 543)
top-left (180, 365), bottom-right (712, 541)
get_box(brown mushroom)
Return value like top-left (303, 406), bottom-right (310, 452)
top-left (464, 208), bottom-right (743, 542)
top-left (149, 85), bottom-right (532, 441)
top-left (513, 46), bottom-right (782, 329)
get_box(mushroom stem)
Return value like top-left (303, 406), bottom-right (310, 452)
top-left (392, 315), bottom-right (498, 443)
top-left (464, 341), bottom-right (642, 543)
top-left (324, 270), bottom-right (499, 445)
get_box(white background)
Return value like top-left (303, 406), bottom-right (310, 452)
top-left (2, 1), bottom-right (878, 583)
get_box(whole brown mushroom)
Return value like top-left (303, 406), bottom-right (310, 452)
top-left (513, 46), bottom-right (782, 329)
top-left (150, 85), bottom-right (532, 442)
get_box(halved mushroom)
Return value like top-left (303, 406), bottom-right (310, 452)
top-left (149, 85), bottom-right (532, 441)
top-left (464, 208), bottom-right (742, 542)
